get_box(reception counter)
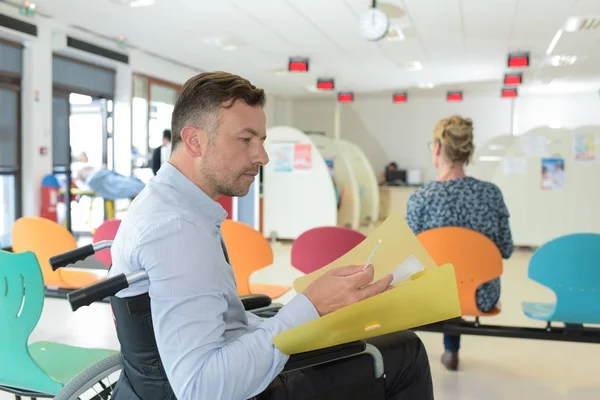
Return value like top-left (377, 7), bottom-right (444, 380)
top-left (378, 185), bottom-right (420, 221)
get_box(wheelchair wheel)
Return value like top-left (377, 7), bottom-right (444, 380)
top-left (53, 354), bottom-right (122, 400)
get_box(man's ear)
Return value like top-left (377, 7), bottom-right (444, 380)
top-left (180, 126), bottom-right (208, 157)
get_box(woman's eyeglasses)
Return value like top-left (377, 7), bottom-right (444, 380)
top-left (427, 140), bottom-right (439, 151)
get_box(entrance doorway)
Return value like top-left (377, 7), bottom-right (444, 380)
top-left (53, 91), bottom-right (112, 236)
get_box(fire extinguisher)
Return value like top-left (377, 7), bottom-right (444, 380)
top-left (41, 175), bottom-right (60, 222)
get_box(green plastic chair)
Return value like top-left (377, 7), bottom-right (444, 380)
top-left (0, 250), bottom-right (117, 397)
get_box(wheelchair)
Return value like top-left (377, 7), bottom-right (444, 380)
top-left (47, 241), bottom-right (388, 400)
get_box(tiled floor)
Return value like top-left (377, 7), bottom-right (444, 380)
top-left (2, 244), bottom-right (599, 399)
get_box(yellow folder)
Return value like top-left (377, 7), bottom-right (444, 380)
top-left (272, 213), bottom-right (462, 355)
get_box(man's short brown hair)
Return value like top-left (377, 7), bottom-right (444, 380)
top-left (171, 71), bottom-right (266, 149)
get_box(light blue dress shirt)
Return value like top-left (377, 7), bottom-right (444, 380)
top-left (109, 162), bottom-right (319, 399)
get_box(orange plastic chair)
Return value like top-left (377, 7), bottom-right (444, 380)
top-left (221, 219), bottom-right (291, 299)
top-left (417, 227), bottom-right (503, 317)
top-left (11, 217), bottom-right (103, 290)
top-left (92, 219), bottom-right (122, 268)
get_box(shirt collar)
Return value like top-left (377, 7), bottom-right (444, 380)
top-left (154, 162), bottom-right (228, 226)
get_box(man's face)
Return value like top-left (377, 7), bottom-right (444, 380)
top-left (200, 101), bottom-right (268, 198)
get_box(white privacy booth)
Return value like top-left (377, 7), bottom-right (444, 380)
top-left (308, 133), bottom-right (360, 230)
top-left (263, 126), bottom-right (337, 240)
top-left (337, 139), bottom-right (379, 226)
top-left (470, 126), bottom-right (600, 247)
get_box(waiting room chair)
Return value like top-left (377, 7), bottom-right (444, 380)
top-left (291, 226), bottom-right (366, 275)
top-left (522, 233), bottom-right (600, 324)
top-left (0, 250), bottom-right (117, 398)
top-left (12, 217), bottom-right (103, 290)
top-left (92, 219), bottom-right (122, 267)
top-left (417, 227), bottom-right (503, 317)
top-left (221, 219), bottom-right (291, 299)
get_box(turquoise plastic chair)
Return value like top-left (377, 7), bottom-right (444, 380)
top-left (522, 233), bottom-right (600, 324)
top-left (0, 250), bottom-right (117, 397)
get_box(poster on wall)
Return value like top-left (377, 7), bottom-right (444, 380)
top-left (521, 136), bottom-right (547, 157)
top-left (270, 143), bottom-right (294, 172)
top-left (294, 143), bottom-right (312, 170)
top-left (325, 158), bottom-right (335, 177)
top-left (573, 133), bottom-right (596, 164)
top-left (502, 157), bottom-right (527, 176)
top-left (541, 157), bottom-right (565, 190)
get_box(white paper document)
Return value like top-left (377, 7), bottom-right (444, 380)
top-left (390, 254), bottom-right (425, 286)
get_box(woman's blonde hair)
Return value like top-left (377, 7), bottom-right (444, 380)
top-left (433, 115), bottom-right (475, 165)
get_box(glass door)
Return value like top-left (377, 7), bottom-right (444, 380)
top-left (131, 74), bottom-right (180, 183)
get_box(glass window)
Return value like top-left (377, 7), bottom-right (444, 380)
top-left (0, 174), bottom-right (16, 248)
top-left (0, 88), bottom-right (18, 168)
top-left (149, 84), bottom-right (177, 150)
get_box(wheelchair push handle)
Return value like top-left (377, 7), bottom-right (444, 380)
top-left (49, 240), bottom-right (113, 271)
top-left (68, 270), bottom-right (148, 311)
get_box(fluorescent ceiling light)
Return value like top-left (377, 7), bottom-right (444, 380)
top-left (385, 25), bottom-right (405, 41)
top-left (563, 16), bottom-right (583, 32)
top-left (546, 29), bottom-right (563, 54)
top-left (202, 36), bottom-right (245, 50)
top-left (547, 55), bottom-right (578, 66)
top-left (479, 156), bottom-right (503, 162)
top-left (111, 0), bottom-right (155, 7)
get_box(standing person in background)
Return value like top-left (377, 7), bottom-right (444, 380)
top-left (152, 129), bottom-right (172, 175)
top-left (406, 115), bottom-right (514, 371)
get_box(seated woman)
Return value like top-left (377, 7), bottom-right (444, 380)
top-left (406, 115), bottom-right (514, 371)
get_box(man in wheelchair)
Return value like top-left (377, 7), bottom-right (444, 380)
top-left (108, 71), bottom-right (434, 399)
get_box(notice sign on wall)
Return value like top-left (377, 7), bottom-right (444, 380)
top-left (541, 157), bottom-right (565, 190)
top-left (293, 144), bottom-right (312, 170)
top-left (271, 143), bottom-right (294, 172)
top-left (573, 132), bottom-right (596, 164)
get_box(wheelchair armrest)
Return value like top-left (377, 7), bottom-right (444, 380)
top-left (282, 340), bottom-right (384, 379)
top-left (241, 294), bottom-right (272, 310)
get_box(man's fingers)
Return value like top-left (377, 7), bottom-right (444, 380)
top-left (357, 274), bottom-right (393, 300)
top-left (332, 264), bottom-right (371, 277)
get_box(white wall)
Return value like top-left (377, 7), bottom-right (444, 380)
top-left (290, 92), bottom-right (600, 182)
top-left (0, 3), bottom-right (260, 217)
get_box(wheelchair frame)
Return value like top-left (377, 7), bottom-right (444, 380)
top-left (47, 241), bottom-right (386, 399)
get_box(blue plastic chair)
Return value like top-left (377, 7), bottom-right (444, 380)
top-left (0, 250), bottom-right (117, 397)
top-left (522, 233), bottom-right (600, 324)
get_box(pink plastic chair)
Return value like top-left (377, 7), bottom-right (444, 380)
top-left (92, 219), bottom-right (122, 267)
top-left (291, 226), bottom-right (367, 274)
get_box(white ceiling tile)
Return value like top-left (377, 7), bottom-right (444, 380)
top-left (403, 0), bottom-right (462, 37)
top-left (573, 0), bottom-right (600, 15)
top-left (461, 0), bottom-right (517, 42)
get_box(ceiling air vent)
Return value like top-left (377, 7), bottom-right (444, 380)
top-left (564, 16), bottom-right (600, 32)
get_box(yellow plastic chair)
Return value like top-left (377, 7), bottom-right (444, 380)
top-left (221, 219), bottom-right (291, 299)
top-left (12, 217), bottom-right (104, 290)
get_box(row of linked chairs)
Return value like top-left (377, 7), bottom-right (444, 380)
top-left (1, 218), bottom-right (389, 399)
top-left (2, 217), bottom-right (600, 398)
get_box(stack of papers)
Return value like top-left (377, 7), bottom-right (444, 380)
top-left (273, 213), bottom-right (462, 355)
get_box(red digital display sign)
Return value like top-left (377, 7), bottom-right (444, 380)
top-left (501, 88), bottom-right (518, 98)
top-left (508, 52), bottom-right (530, 68)
top-left (338, 92), bottom-right (354, 103)
top-left (393, 92), bottom-right (407, 103)
top-left (504, 73), bottom-right (522, 85)
top-left (447, 91), bottom-right (463, 102)
top-left (317, 78), bottom-right (334, 90)
top-left (288, 57), bottom-right (309, 72)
